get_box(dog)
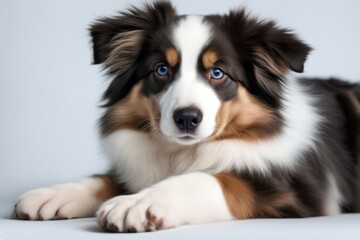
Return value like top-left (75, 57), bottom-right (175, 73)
top-left (13, 1), bottom-right (360, 232)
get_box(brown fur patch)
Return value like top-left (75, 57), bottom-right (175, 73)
top-left (100, 81), bottom-right (160, 136)
top-left (202, 49), bottom-right (219, 69)
top-left (95, 175), bottom-right (120, 201)
top-left (166, 48), bottom-right (179, 67)
top-left (212, 85), bottom-right (281, 141)
top-left (215, 173), bottom-right (309, 218)
top-left (215, 173), bottom-right (256, 218)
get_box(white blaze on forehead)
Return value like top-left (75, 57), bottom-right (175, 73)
top-left (171, 16), bottom-right (215, 106)
top-left (158, 16), bottom-right (220, 143)
top-left (173, 16), bottom-right (211, 72)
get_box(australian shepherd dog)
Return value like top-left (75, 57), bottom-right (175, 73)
top-left (13, 1), bottom-right (360, 232)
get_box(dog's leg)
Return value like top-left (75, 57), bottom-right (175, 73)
top-left (13, 175), bottom-right (119, 220)
top-left (97, 172), bottom-right (233, 232)
top-left (97, 172), bottom-right (308, 232)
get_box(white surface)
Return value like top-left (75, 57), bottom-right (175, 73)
top-left (1, 214), bottom-right (360, 240)
top-left (1, 0), bottom-right (360, 239)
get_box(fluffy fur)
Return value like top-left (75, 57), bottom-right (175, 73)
top-left (13, 1), bottom-right (360, 232)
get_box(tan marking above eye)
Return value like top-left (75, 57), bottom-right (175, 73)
top-left (202, 49), bottom-right (219, 69)
top-left (165, 48), bottom-right (179, 67)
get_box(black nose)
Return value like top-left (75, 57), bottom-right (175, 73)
top-left (173, 107), bottom-right (203, 133)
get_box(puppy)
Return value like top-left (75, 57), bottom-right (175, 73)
top-left (13, 1), bottom-right (360, 232)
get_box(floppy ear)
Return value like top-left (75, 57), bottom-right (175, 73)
top-left (90, 1), bottom-right (176, 66)
top-left (258, 24), bottom-right (312, 73)
top-left (251, 23), bottom-right (312, 105)
top-left (89, 1), bottom-right (176, 105)
top-left (225, 9), bottom-right (311, 75)
top-left (224, 9), bottom-right (312, 107)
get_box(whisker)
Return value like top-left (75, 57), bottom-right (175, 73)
top-left (226, 125), bottom-right (241, 139)
top-left (137, 117), bottom-right (161, 133)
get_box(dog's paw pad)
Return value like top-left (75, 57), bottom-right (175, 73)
top-left (146, 209), bottom-right (165, 231)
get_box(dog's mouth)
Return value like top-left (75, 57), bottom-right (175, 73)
top-left (179, 136), bottom-right (194, 140)
top-left (169, 134), bottom-right (203, 145)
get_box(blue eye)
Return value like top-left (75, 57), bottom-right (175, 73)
top-left (155, 64), bottom-right (169, 76)
top-left (210, 68), bottom-right (224, 79)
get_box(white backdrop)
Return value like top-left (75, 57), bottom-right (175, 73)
top-left (0, 0), bottom-right (359, 216)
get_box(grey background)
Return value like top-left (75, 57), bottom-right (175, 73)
top-left (0, 0), bottom-right (359, 235)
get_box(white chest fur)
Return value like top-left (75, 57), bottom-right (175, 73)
top-left (101, 79), bottom-right (321, 193)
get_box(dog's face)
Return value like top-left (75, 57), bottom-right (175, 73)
top-left (91, 1), bottom-right (311, 145)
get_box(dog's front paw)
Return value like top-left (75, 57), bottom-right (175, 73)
top-left (125, 200), bottom-right (175, 232)
top-left (97, 173), bottom-right (234, 232)
top-left (97, 195), bottom-right (139, 232)
top-left (14, 187), bottom-right (58, 220)
top-left (13, 182), bottom-right (100, 220)
top-left (97, 193), bottom-right (177, 232)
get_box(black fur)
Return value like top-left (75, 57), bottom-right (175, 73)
top-left (90, 1), bottom-right (176, 106)
top-left (91, 2), bottom-right (311, 108)
top-left (204, 10), bottom-right (312, 108)
top-left (300, 78), bottom-right (360, 212)
top-left (90, 1), bottom-right (360, 217)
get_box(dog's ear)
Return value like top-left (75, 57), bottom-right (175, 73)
top-left (90, 1), bottom-right (176, 65)
top-left (224, 9), bottom-right (312, 107)
top-left (225, 9), bottom-right (312, 74)
top-left (89, 1), bottom-right (176, 106)
top-left (256, 24), bottom-right (312, 73)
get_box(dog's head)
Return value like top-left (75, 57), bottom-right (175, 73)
top-left (91, 1), bottom-right (311, 145)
